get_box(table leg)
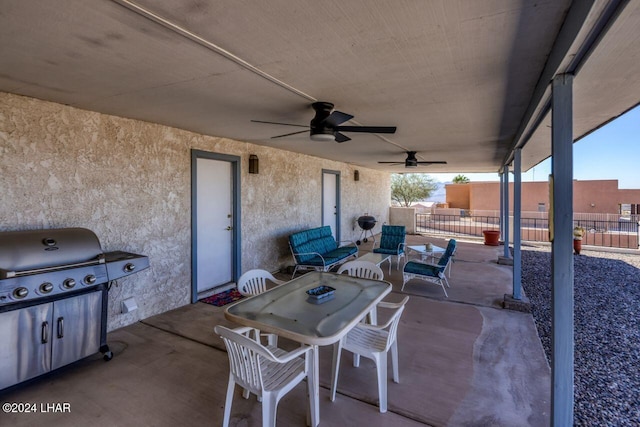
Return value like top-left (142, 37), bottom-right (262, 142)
top-left (309, 344), bottom-right (319, 427)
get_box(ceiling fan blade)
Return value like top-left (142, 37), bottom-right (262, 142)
top-left (271, 129), bottom-right (309, 139)
top-left (337, 126), bottom-right (397, 134)
top-left (377, 162), bottom-right (404, 165)
top-left (324, 111), bottom-right (353, 127)
top-left (334, 132), bottom-right (351, 143)
top-left (251, 120), bottom-right (308, 128)
top-left (416, 161), bottom-right (448, 165)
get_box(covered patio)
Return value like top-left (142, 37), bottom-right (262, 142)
top-left (1, 235), bottom-right (550, 426)
top-left (2, 2), bottom-right (640, 425)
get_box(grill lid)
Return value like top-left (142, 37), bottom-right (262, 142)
top-left (0, 228), bottom-right (104, 278)
top-left (357, 216), bottom-right (377, 230)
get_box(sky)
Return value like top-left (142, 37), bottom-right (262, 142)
top-left (430, 105), bottom-right (640, 189)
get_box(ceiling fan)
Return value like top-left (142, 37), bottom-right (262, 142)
top-left (251, 101), bottom-right (397, 143)
top-left (378, 151), bottom-right (447, 168)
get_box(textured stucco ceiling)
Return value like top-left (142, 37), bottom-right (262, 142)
top-left (1, 0), bottom-right (638, 173)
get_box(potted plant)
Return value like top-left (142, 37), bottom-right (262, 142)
top-left (482, 229), bottom-right (500, 246)
top-left (573, 226), bottom-right (585, 254)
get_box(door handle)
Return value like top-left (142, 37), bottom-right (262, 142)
top-left (225, 226), bottom-right (233, 231)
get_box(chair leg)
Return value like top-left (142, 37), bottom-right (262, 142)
top-left (367, 308), bottom-right (377, 325)
top-left (375, 352), bottom-right (388, 413)
top-left (439, 279), bottom-right (449, 297)
top-left (266, 333), bottom-right (278, 347)
top-left (261, 393), bottom-right (277, 427)
top-left (401, 274), bottom-right (409, 291)
top-left (223, 376), bottom-right (236, 427)
top-left (353, 352), bottom-right (361, 367)
top-left (391, 340), bottom-right (399, 383)
top-left (330, 340), bottom-right (343, 401)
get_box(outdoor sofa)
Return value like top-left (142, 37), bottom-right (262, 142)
top-left (288, 225), bottom-right (358, 278)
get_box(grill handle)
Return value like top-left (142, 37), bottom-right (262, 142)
top-left (57, 317), bottom-right (64, 339)
top-left (1, 256), bottom-right (105, 279)
top-left (41, 321), bottom-right (49, 344)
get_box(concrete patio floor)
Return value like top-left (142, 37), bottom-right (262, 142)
top-left (0, 234), bottom-right (551, 426)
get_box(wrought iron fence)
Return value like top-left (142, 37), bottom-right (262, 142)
top-left (416, 213), bottom-right (640, 249)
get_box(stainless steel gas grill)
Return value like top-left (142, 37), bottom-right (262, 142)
top-left (0, 228), bottom-right (149, 390)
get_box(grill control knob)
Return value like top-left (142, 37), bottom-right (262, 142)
top-left (84, 274), bottom-right (97, 285)
top-left (13, 287), bottom-right (29, 299)
top-left (124, 263), bottom-right (136, 273)
top-left (40, 282), bottom-right (54, 294)
top-left (62, 278), bottom-right (76, 289)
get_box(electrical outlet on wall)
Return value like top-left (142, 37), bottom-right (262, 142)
top-left (121, 297), bottom-right (138, 314)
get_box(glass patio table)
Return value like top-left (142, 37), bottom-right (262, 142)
top-left (407, 244), bottom-right (445, 261)
top-left (224, 271), bottom-right (392, 426)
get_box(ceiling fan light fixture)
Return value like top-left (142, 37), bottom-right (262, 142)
top-left (310, 133), bottom-right (335, 141)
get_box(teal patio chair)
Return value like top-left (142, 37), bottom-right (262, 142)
top-left (402, 239), bottom-right (456, 297)
top-left (372, 225), bottom-right (406, 274)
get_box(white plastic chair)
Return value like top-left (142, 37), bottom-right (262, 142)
top-left (214, 325), bottom-right (315, 427)
top-left (237, 269), bottom-right (285, 296)
top-left (329, 296), bottom-right (409, 413)
top-left (337, 260), bottom-right (384, 280)
top-left (237, 269), bottom-right (285, 346)
top-left (337, 260), bottom-right (384, 324)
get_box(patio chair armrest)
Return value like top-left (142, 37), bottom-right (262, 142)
top-left (378, 296), bottom-right (410, 310)
top-left (366, 297), bottom-right (410, 329)
top-left (337, 239), bottom-right (357, 248)
top-left (292, 251), bottom-right (326, 266)
top-left (271, 344), bottom-right (313, 363)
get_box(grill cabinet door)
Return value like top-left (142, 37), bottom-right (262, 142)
top-left (0, 303), bottom-right (53, 390)
top-left (51, 291), bottom-right (102, 370)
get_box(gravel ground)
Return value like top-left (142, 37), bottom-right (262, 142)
top-left (521, 246), bottom-right (640, 426)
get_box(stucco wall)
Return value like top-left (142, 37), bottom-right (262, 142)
top-left (0, 92), bottom-right (390, 331)
top-left (389, 207), bottom-right (416, 234)
top-left (445, 184), bottom-right (470, 209)
top-left (450, 180), bottom-right (640, 214)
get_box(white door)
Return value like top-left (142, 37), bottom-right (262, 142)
top-left (196, 157), bottom-right (233, 292)
top-left (322, 171), bottom-right (339, 239)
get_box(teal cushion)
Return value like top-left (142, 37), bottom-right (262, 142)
top-left (329, 246), bottom-right (357, 258)
top-left (289, 226), bottom-right (343, 264)
top-left (379, 225), bottom-right (405, 251)
top-left (437, 239), bottom-right (457, 266)
top-left (373, 247), bottom-right (404, 255)
top-left (404, 261), bottom-right (444, 277)
top-left (319, 236), bottom-right (338, 253)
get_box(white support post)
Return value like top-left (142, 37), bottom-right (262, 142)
top-left (503, 164), bottom-right (510, 258)
top-left (513, 149), bottom-right (522, 300)
top-left (551, 73), bottom-right (574, 427)
top-left (499, 172), bottom-right (505, 238)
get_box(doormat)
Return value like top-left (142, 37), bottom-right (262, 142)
top-left (200, 289), bottom-right (244, 307)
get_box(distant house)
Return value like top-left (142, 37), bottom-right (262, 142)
top-left (445, 180), bottom-right (640, 215)
top-left (411, 201), bottom-right (436, 210)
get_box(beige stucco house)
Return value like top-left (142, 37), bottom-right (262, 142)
top-left (446, 180), bottom-right (640, 215)
top-left (0, 92), bottom-right (392, 331)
